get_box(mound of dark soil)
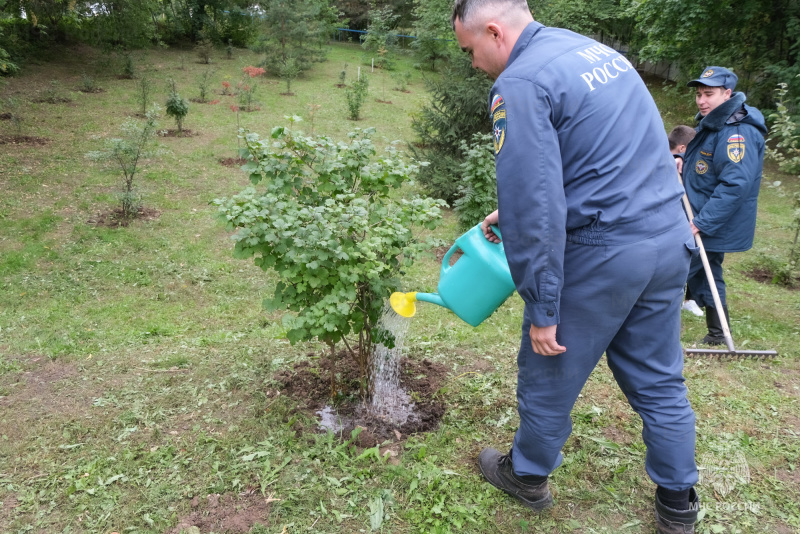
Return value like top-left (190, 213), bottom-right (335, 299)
top-left (743, 266), bottom-right (799, 290)
top-left (219, 157), bottom-right (248, 167)
top-left (275, 353), bottom-right (447, 447)
top-left (0, 135), bottom-right (49, 146)
top-left (158, 129), bottom-right (197, 137)
top-left (32, 96), bottom-right (72, 104)
top-left (166, 491), bottom-right (274, 534)
top-left (88, 206), bottom-right (161, 228)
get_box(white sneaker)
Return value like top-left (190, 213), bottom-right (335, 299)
top-left (681, 300), bottom-right (704, 316)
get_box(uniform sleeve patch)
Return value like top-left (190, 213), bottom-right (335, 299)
top-left (696, 160), bottom-right (709, 174)
top-left (491, 95), bottom-right (506, 155)
top-left (727, 142), bottom-right (745, 163)
top-left (727, 134), bottom-right (745, 143)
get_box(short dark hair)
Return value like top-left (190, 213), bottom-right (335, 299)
top-left (451, 0), bottom-right (530, 30)
top-left (668, 125), bottom-right (696, 150)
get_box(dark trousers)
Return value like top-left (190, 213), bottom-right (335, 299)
top-left (686, 251), bottom-right (726, 309)
top-left (511, 223), bottom-right (698, 491)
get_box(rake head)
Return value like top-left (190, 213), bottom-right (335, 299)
top-left (684, 347), bottom-right (778, 360)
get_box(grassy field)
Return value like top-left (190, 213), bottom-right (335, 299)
top-left (1, 42), bottom-right (799, 534)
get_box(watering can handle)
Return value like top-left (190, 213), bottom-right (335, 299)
top-left (440, 224), bottom-right (502, 278)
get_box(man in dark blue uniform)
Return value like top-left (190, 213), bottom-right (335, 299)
top-left (452, 1), bottom-right (699, 532)
top-left (682, 66), bottom-right (767, 345)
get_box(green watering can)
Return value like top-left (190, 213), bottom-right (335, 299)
top-left (390, 223), bottom-right (516, 327)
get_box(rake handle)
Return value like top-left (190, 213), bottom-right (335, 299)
top-left (678, 176), bottom-right (736, 352)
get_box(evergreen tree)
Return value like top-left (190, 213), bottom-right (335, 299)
top-left (411, 0), bottom-right (451, 71)
top-left (411, 53), bottom-right (493, 204)
top-left (361, 2), bottom-right (398, 70)
top-left (251, 0), bottom-right (340, 76)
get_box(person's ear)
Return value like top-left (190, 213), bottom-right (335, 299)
top-left (486, 21), bottom-right (503, 44)
top-left (723, 88), bottom-right (732, 100)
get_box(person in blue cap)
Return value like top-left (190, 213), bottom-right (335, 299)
top-left (452, 0), bottom-right (699, 532)
top-left (683, 66), bottom-right (767, 345)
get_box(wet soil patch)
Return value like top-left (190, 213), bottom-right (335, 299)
top-left (158, 129), bottom-right (198, 137)
top-left (88, 206), bottom-right (161, 227)
top-left (275, 353), bottom-right (447, 447)
top-left (743, 266), bottom-right (799, 290)
top-left (0, 112), bottom-right (12, 120)
top-left (375, 99), bottom-right (393, 104)
top-left (0, 135), bottom-right (49, 146)
top-left (78, 87), bottom-right (105, 94)
top-left (166, 491), bottom-right (273, 534)
top-left (218, 157), bottom-right (248, 167)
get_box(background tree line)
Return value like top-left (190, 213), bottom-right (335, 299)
top-left (3, 0), bottom-right (800, 105)
top-left (2, 0), bottom-right (800, 207)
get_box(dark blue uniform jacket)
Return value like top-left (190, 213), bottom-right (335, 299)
top-left (489, 22), bottom-right (685, 328)
top-left (682, 92), bottom-right (767, 252)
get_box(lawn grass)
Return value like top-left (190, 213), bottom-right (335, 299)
top-left (1, 42), bottom-right (799, 534)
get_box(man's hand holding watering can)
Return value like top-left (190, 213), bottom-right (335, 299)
top-left (480, 210), bottom-right (502, 243)
top-left (481, 211), bottom-right (567, 357)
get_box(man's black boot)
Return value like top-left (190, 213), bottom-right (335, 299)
top-left (477, 448), bottom-right (553, 511)
top-left (702, 305), bottom-right (729, 345)
top-left (655, 487), bottom-right (699, 534)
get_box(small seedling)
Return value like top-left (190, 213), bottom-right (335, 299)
top-left (195, 38), bottom-right (213, 64)
top-left (80, 72), bottom-right (97, 93)
top-left (136, 76), bottom-right (153, 116)
top-left (165, 79), bottom-right (189, 133)
top-left (345, 75), bottom-right (369, 120)
top-left (337, 63), bottom-right (348, 87)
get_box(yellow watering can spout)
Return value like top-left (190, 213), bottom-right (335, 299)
top-left (390, 292), bottom-right (418, 318)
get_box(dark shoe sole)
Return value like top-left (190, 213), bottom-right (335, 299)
top-left (478, 449), bottom-right (554, 512)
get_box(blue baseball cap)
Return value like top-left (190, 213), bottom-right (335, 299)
top-left (687, 66), bottom-right (737, 90)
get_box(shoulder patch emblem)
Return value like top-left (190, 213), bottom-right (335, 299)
top-left (696, 160), bottom-right (709, 174)
top-left (702, 69), bottom-right (714, 78)
top-left (728, 134), bottom-right (745, 143)
top-left (491, 95), bottom-right (506, 154)
top-left (727, 142), bottom-right (745, 163)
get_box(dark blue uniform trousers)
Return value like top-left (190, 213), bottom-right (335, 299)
top-left (512, 222), bottom-right (698, 491)
top-left (686, 250), bottom-right (726, 309)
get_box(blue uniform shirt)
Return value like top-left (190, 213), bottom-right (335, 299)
top-left (682, 92), bottom-right (767, 253)
top-left (490, 22), bottom-right (685, 327)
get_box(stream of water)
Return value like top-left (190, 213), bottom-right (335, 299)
top-left (317, 302), bottom-right (415, 432)
top-left (367, 303), bottom-right (414, 423)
